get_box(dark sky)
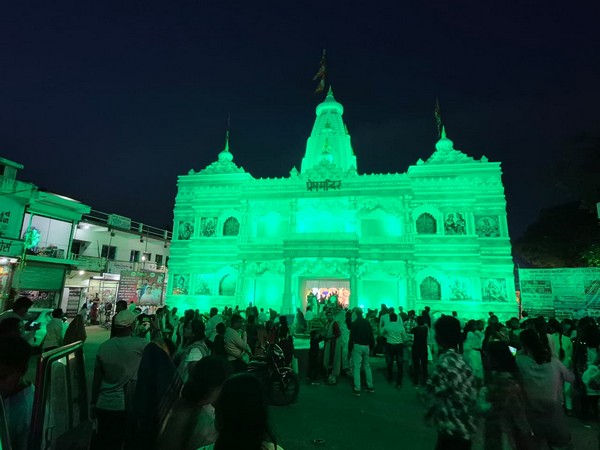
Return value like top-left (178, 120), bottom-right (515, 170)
top-left (1, 1), bottom-right (599, 238)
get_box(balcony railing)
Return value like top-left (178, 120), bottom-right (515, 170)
top-left (71, 254), bottom-right (167, 273)
top-left (81, 209), bottom-right (172, 241)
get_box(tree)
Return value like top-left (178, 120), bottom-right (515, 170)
top-left (555, 131), bottom-right (600, 212)
top-left (513, 202), bottom-right (600, 267)
top-left (582, 244), bottom-right (600, 267)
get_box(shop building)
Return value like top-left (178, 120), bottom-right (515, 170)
top-left (64, 211), bottom-right (171, 315)
top-left (0, 157), bottom-right (91, 310)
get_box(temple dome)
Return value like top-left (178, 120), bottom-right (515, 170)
top-left (435, 127), bottom-right (454, 151)
top-left (316, 87), bottom-right (344, 116)
top-left (218, 147), bottom-right (233, 162)
top-left (197, 131), bottom-right (247, 175)
top-left (425, 126), bottom-right (476, 165)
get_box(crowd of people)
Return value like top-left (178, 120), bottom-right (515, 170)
top-left (2, 294), bottom-right (600, 449)
top-left (296, 302), bottom-right (593, 449)
top-left (0, 298), bottom-right (289, 450)
top-left (90, 302), bottom-right (294, 450)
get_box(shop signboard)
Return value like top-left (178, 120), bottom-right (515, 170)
top-left (0, 237), bottom-right (24, 257)
top-left (519, 268), bottom-right (600, 318)
top-left (107, 260), bottom-right (134, 274)
top-left (108, 214), bottom-right (132, 230)
top-left (0, 196), bottom-right (26, 240)
top-left (74, 255), bottom-right (105, 271)
top-left (117, 270), bottom-right (165, 305)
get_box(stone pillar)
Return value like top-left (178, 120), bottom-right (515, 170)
top-left (235, 260), bottom-right (246, 306)
top-left (499, 214), bottom-right (509, 237)
top-left (281, 258), bottom-right (294, 314)
top-left (406, 261), bottom-right (416, 311)
top-left (349, 257), bottom-right (358, 308)
top-left (239, 200), bottom-right (250, 244)
top-left (402, 195), bottom-right (413, 238)
top-left (289, 199), bottom-right (297, 234)
top-left (467, 212), bottom-right (475, 236)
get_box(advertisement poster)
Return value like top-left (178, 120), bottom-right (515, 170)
top-left (117, 270), bottom-right (165, 305)
top-left (519, 268), bottom-right (600, 318)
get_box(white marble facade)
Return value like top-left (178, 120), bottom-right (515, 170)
top-left (168, 88), bottom-right (516, 320)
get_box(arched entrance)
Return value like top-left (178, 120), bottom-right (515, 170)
top-left (300, 278), bottom-right (351, 312)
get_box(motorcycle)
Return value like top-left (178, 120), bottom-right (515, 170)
top-left (247, 343), bottom-right (300, 406)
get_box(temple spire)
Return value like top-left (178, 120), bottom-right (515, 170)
top-left (223, 129), bottom-right (230, 153)
top-left (218, 125), bottom-right (233, 163)
top-left (301, 89), bottom-right (357, 174)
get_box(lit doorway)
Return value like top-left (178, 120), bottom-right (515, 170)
top-left (300, 278), bottom-right (351, 312)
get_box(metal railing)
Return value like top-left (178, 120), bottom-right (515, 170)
top-left (71, 254), bottom-right (167, 272)
top-left (81, 209), bottom-right (172, 241)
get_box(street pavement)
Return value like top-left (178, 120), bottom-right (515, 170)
top-left (71, 326), bottom-right (599, 450)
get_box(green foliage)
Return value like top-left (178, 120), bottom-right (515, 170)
top-left (582, 244), bottom-right (600, 267)
top-left (514, 202), bottom-right (600, 267)
top-left (555, 132), bottom-right (600, 212)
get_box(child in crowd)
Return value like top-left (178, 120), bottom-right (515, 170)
top-left (308, 330), bottom-right (323, 385)
top-left (212, 322), bottom-right (227, 357)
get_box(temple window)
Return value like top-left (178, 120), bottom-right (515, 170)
top-left (420, 276), bottom-right (441, 300)
top-left (219, 273), bottom-right (237, 296)
top-left (223, 217), bottom-right (240, 236)
top-left (416, 213), bottom-right (437, 234)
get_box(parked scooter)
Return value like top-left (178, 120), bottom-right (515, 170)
top-left (247, 343), bottom-right (300, 406)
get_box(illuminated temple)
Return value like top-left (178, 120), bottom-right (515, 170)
top-left (168, 88), bottom-right (516, 318)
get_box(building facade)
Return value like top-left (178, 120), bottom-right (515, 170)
top-left (168, 89), bottom-right (516, 319)
top-left (64, 210), bottom-right (171, 315)
top-left (0, 157), bottom-right (91, 310)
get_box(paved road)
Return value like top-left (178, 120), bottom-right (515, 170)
top-left (73, 326), bottom-right (599, 450)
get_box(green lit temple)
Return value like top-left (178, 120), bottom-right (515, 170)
top-left (167, 88), bottom-right (515, 318)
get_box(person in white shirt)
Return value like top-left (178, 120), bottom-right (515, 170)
top-left (43, 308), bottom-right (65, 351)
top-left (380, 313), bottom-right (408, 387)
top-left (377, 307), bottom-right (394, 357)
top-left (258, 308), bottom-right (268, 324)
top-left (379, 308), bottom-right (393, 329)
top-left (224, 314), bottom-right (252, 372)
top-left (91, 309), bottom-right (149, 449)
top-left (205, 307), bottom-right (224, 348)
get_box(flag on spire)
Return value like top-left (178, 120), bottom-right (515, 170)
top-left (434, 98), bottom-right (443, 137)
top-left (313, 49), bottom-right (327, 93)
top-left (224, 114), bottom-right (231, 151)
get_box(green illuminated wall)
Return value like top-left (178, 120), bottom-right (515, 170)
top-left (168, 91), bottom-right (516, 320)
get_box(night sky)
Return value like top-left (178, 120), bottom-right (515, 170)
top-left (1, 2), bottom-right (599, 238)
